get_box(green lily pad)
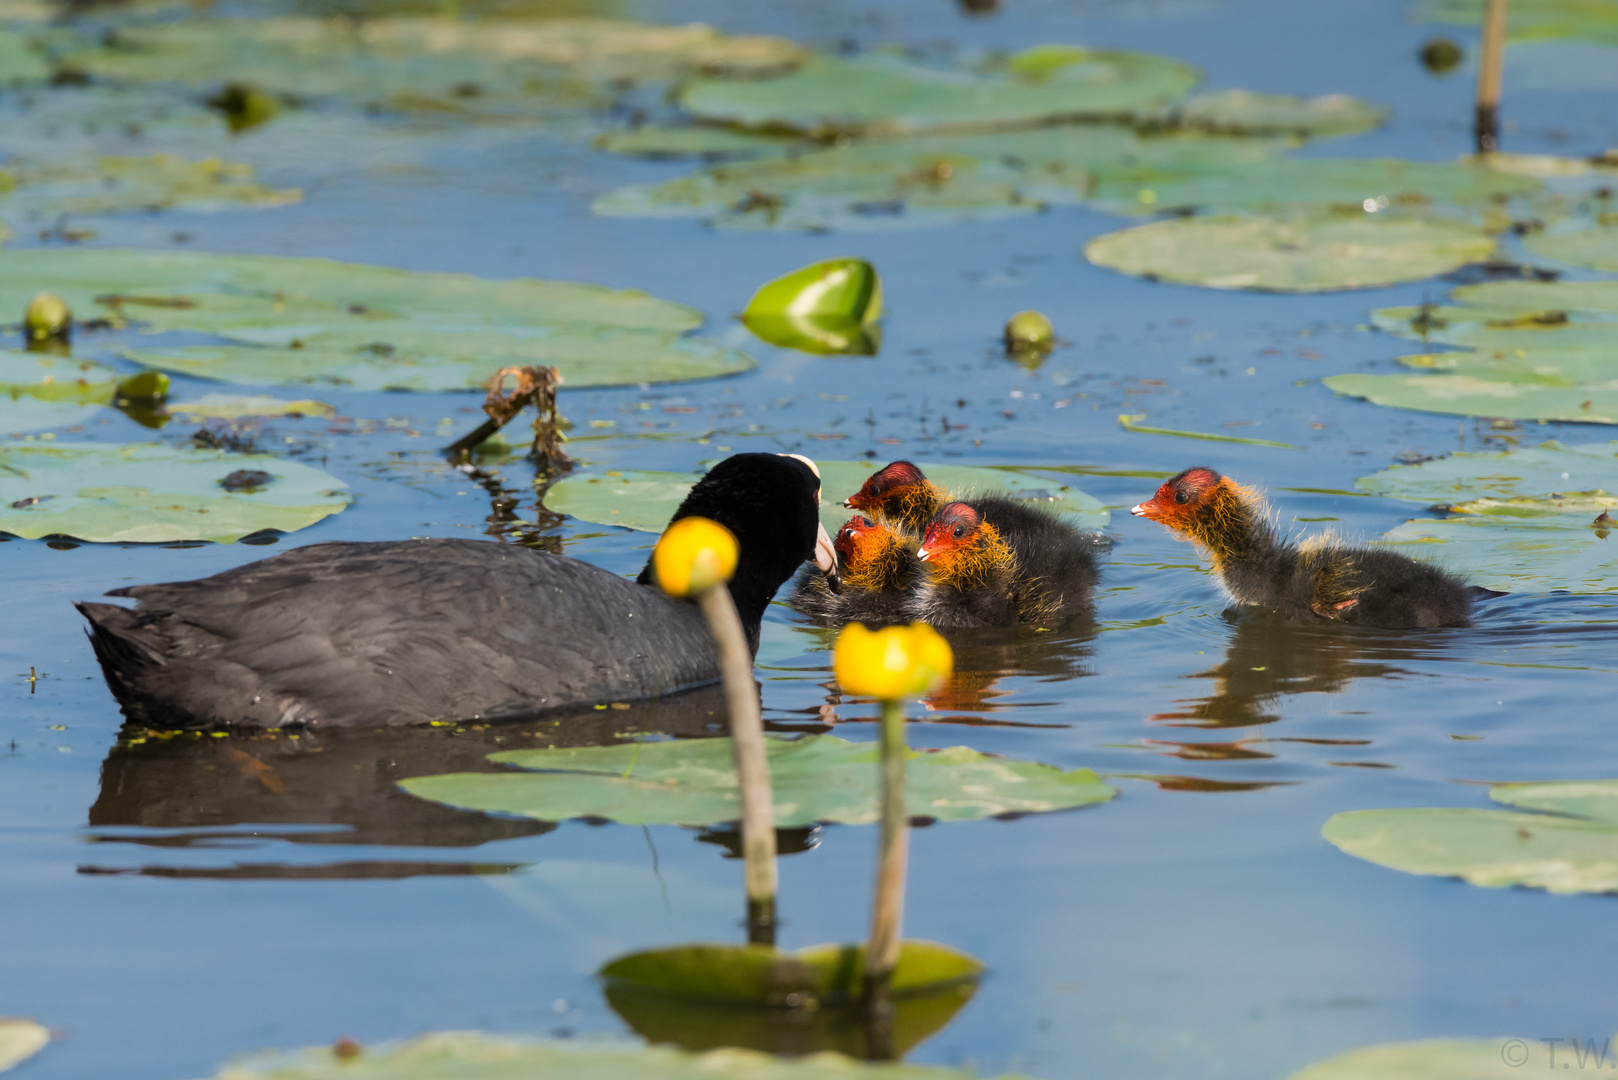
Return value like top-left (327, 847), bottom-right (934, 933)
top-left (164, 394), bottom-right (336, 419)
top-left (1085, 212), bottom-right (1497, 291)
top-left (1323, 781), bottom-right (1618, 894)
top-left (60, 18), bottom-right (805, 121)
top-left (601, 940), bottom-right (981, 1004)
top-left (1089, 156), bottom-right (1539, 216)
top-left (188, 1031), bottom-right (1036, 1079)
top-left (398, 733), bottom-right (1116, 828)
top-left (0, 1020), bottom-right (48, 1074)
top-left (595, 125), bottom-right (802, 160)
top-left (1524, 217), bottom-right (1618, 271)
top-left (1174, 90), bottom-right (1388, 137)
top-left (0, 349), bottom-right (116, 433)
top-left (1412, 0), bottom-right (1618, 45)
top-left (0, 154), bottom-right (300, 225)
top-left (678, 47), bottom-right (1201, 137)
top-left (593, 124), bottom-right (1286, 231)
top-left (1325, 371), bottom-right (1618, 424)
top-left (0, 249), bottom-right (751, 391)
top-left (0, 31), bottom-right (50, 85)
top-left (543, 461), bottom-right (1110, 536)
top-left (1284, 1037), bottom-right (1542, 1080)
top-left (1357, 439), bottom-right (1618, 503)
top-left (1377, 512), bottom-right (1618, 593)
top-left (0, 441), bottom-right (350, 542)
top-left (742, 258), bottom-right (882, 355)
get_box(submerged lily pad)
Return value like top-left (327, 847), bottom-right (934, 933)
top-left (742, 258), bottom-right (883, 355)
top-left (1085, 212), bottom-right (1496, 291)
top-left (1174, 90), bottom-right (1388, 136)
top-left (190, 1031), bottom-right (1033, 1079)
top-left (1285, 1037), bottom-right (1543, 1080)
top-left (0, 31), bottom-right (50, 85)
top-left (0, 442), bottom-right (350, 542)
top-left (0, 249), bottom-right (751, 391)
top-left (61, 18), bottom-right (805, 121)
top-left (1324, 781), bottom-right (1618, 893)
top-left (544, 461), bottom-right (1110, 536)
top-left (678, 47), bottom-right (1201, 137)
top-left (398, 734), bottom-right (1116, 827)
top-left (595, 125), bottom-right (803, 160)
top-left (0, 155), bottom-right (300, 225)
top-left (0, 1020), bottom-right (48, 1074)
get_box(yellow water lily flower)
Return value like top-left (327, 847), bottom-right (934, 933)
top-left (652, 516), bottom-right (738, 598)
top-left (832, 622), bottom-right (953, 701)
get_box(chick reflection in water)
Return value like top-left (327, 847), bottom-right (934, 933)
top-left (1149, 612), bottom-right (1412, 730)
top-left (83, 688), bottom-right (729, 880)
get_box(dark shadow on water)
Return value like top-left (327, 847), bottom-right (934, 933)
top-left (82, 686), bottom-right (734, 879)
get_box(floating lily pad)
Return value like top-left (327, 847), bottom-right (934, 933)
top-left (0, 249), bottom-right (750, 391)
top-left (742, 258), bottom-right (883, 355)
top-left (189, 1031), bottom-right (1033, 1079)
top-left (1085, 212), bottom-right (1497, 291)
top-left (61, 18), bottom-right (805, 121)
top-left (1176, 90), bottom-right (1389, 136)
top-left (543, 461), bottom-right (1110, 536)
top-left (0, 349), bottom-right (116, 433)
top-left (0, 155), bottom-right (300, 225)
top-left (1090, 156), bottom-right (1538, 216)
top-left (0, 31), bottom-right (49, 85)
top-left (1412, 0), bottom-right (1618, 45)
top-left (1358, 440), bottom-right (1618, 503)
top-left (1324, 781), bottom-right (1618, 894)
top-left (399, 734), bottom-right (1116, 827)
top-left (1284, 1037), bottom-right (1540, 1080)
top-left (678, 47), bottom-right (1201, 137)
top-left (602, 941), bottom-right (980, 1058)
top-left (0, 1020), bottom-right (48, 1074)
top-left (0, 441), bottom-right (350, 542)
top-left (1378, 512), bottom-right (1618, 593)
top-left (165, 394), bottom-right (336, 419)
top-left (1524, 218), bottom-right (1618, 271)
top-left (1325, 371), bottom-right (1618, 424)
top-left (594, 124), bottom-right (1286, 231)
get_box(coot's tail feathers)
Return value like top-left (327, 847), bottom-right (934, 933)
top-left (76, 602), bottom-right (165, 713)
top-left (1467, 584), bottom-right (1509, 601)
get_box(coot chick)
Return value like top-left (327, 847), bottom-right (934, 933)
top-left (844, 459), bottom-right (1070, 542)
top-left (79, 453), bottom-right (836, 729)
top-left (1131, 466), bottom-right (1473, 629)
top-left (791, 514), bottom-right (920, 626)
top-left (909, 501), bottom-right (1097, 628)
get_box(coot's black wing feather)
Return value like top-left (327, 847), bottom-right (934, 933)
top-left (82, 539), bottom-right (716, 729)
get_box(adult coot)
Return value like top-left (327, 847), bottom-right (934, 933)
top-left (78, 453), bottom-right (835, 729)
top-left (1131, 466), bottom-right (1475, 629)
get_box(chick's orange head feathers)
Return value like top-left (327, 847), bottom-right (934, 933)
top-left (916, 502), bottom-right (982, 563)
top-left (845, 460), bottom-right (928, 512)
top-left (1130, 467), bottom-right (1224, 529)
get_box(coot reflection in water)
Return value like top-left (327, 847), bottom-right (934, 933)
top-left (83, 687), bottom-right (736, 880)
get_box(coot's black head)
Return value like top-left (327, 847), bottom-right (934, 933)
top-left (638, 453), bottom-right (834, 648)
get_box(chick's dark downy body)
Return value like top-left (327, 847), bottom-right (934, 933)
top-left (910, 502), bottom-right (1098, 629)
top-left (79, 453), bottom-right (828, 729)
top-left (1132, 466), bottom-right (1475, 629)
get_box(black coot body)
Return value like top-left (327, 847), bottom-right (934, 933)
top-left (78, 453), bottom-right (825, 729)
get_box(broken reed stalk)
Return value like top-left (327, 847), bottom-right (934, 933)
top-left (695, 584), bottom-right (778, 946)
top-left (1475, 0), bottom-right (1507, 154)
top-left (443, 365), bottom-right (571, 474)
top-left (863, 696), bottom-right (909, 1058)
